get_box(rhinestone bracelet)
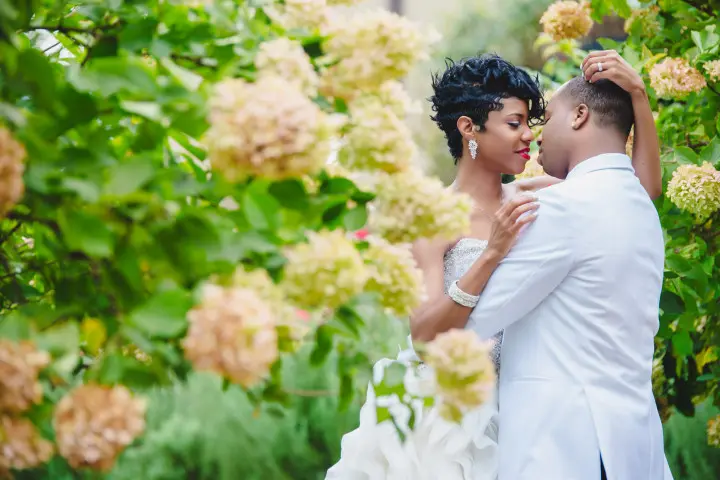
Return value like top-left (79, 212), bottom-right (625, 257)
top-left (448, 280), bottom-right (480, 308)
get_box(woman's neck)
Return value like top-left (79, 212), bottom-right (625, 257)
top-left (453, 156), bottom-right (504, 208)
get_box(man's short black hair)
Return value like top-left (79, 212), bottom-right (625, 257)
top-left (429, 54), bottom-right (545, 162)
top-left (561, 76), bottom-right (634, 136)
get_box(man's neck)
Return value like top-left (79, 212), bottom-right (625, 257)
top-left (566, 134), bottom-right (627, 174)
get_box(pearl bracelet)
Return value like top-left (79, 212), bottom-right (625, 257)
top-left (448, 280), bottom-right (480, 308)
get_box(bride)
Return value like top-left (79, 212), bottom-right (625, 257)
top-left (327, 52), bottom-right (661, 479)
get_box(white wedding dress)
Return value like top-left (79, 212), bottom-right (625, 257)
top-left (326, 238), bottom-right (501, 480)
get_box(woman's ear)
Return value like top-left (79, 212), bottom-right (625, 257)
top-left (572, 104), bottom-right (590, 129)
top-left (456, 116), bottom-right (476, 139)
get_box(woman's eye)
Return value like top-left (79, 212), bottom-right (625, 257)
top-left (509, 122), bottom-right (521, 129)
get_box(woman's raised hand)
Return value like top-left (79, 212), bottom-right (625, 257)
top-left (486, 194), bottom-right (539, 258)
top-left (581, 50), bottom-right (645, 94)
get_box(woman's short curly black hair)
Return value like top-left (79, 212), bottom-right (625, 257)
top-left (429, 54), bottom-right (546, 162)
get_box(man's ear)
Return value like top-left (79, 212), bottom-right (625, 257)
top-left (456, 116), bottom-right (476, 139)
top-left (572, 104), bottom-right (590, 130)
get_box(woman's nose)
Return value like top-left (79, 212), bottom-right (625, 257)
top-left (523, 127), bottom-right (535, 142)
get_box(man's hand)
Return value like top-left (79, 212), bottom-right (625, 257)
top-left (581, 50), bottom-right (646, 95)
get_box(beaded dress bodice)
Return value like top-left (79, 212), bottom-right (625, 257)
top-left (443, 238), bottom-right (503, 370)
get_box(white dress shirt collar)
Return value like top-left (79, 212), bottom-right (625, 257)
top-left (566, 153), bottom-right (634, 181)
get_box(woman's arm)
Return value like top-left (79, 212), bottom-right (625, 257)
top-left (583, 50), bottom-right (662, 199)
top-left (410, 195), bottom-right (539, 343)
top-left (409, 238), bottom-right (503, 343)
top-left (627, 88), bottom-right (662, 199)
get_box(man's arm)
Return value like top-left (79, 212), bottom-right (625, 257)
top-left (468, 187), bottom-right (575, 339)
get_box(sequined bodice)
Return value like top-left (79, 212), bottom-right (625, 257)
top-left (443, 238), bottom-right (503, 371)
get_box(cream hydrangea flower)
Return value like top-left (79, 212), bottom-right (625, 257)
top-left (327, 0), bottom-right (360, 5)
top-left (666, 162), bottom-right (720, 222)
top-left (53, 384), bottom-right (146, 472)
top-left (624, 6), bottom-right (661, 37)
top-left (0, 127), bottom-right (26, 219)
top-left (369, 169), bottom-right (473, 243)
top-left (339, 98), bottom-right (415, 173)
top-left (281, 229), bottom-right (368, 309)
top-left (626, 127), bottom-right (634, 157)
top-left (230, 266), bottom-right (309, 350)
top-left (704, 60), bottom-right (720, 83)
top-left (205, 77), bottom-right (335, 182)
top-left (255, 38), bottom-right (319, 98)
top-left (361, 236), bottom-right (425, 317)
top-left (183, 284), bottom-right (279, 387)
top-left (269, 0), bottom-right (328, 30)
top-left (351, 80), bottom-right (420, 118)
top-left (649, 58), bottom-right (707, 99)
top-left (651, 358), bottom-right (671, 423)
top-left (0, 415), bottom-right (54, 471)
top-left (515, 152), bottom-right (544, 179)
top-left (539, 1), bottom-right (593, 41)
top-left (320, 9), bottom-right (439, 99)
top-left (0, 340), bottom-right (50, 414)
top-left (708, 415), bottom-right (720, 447)
top-left (424, 329), bottom-right (496, 423)
top-left (121, 344), bottom-right (152, 364)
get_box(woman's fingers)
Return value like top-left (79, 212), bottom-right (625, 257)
top-left (510, 211), bottom-right (538, 234)
top-left (497, 194), bottom-right (536, 218)
top-left (581, 49), bottom-right (619, 70)
top-left (582, 56), bottom-right (617, 80)
top-left (507, 200), bottom-right (540, 224)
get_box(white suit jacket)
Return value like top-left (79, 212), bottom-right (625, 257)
top-left (468, 154), bottom-right (672, 479)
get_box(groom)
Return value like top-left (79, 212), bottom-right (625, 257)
top-left (465, 65), bottom-right (672, 477)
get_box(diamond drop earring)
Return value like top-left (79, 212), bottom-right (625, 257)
top-left (469, 139), bottom-right (478, 160)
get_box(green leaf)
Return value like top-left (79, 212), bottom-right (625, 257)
top-left (118, 17), bottom-right (158, 52)
top-left (338, 372), bottom-right (353, 411)
top-left (310, 325), bottom-right (333, 366)
top-left (660, 290), bottom-right (685, 316)
top-left (34, 322), bottom-right (80, 357)
top-left (268, 179), bottom-right (309, 210)
top-left (333, 306), bottom-right (363, 338)
top-left (666, 254), bottom-right (693, 274)
top-left (128, 289), bottom-right (192, 338)
top-left (589, 0), bottom-right (612, 22)
top-left (242, 189), bottom-right (281, 231)
top-left (613, 1), bottom-right (635, 18)
top-left (691, 31), bottom-right (704, 51)
top-left (62, 178), bottom-right (101, 202)
top-left (17, 48), bottom-right (59, 111)
top-left (104, 157), bottom-right (156, 196)
top-left (673, 147), bottom-right (699, 165)
top-left (160, 57), bottom-right (204, 92)
top-left (58, 209), bottom-right (115, 258)
top-left (67, 57), bottom-right (157, 97)
top-left (120, 100), bottom-right (167, 124)
top-left (699, 136), bottom-right (720, 164)
top-left (321, 177), bottom-right (356, 195)
top-left (321, 198), bottom-right (347, 224)
top-left (672, 331), bottom-right (693, 357)
top-left (342, 206), bottom-right (367, 231)
top-left (0, 313), bottom-right (31, 340)
top-left (350, 190), bottom-right (375, 204)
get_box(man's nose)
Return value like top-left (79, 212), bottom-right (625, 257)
top-left (536, 135), bottom-right (543, 147)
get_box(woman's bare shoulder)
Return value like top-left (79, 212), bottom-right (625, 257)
top-left (509, 175), bottom-right (562, 193)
